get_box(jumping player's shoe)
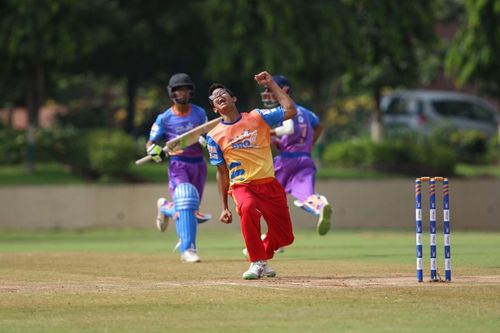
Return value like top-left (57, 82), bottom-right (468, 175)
top-left (317, 196), bottom-right (332, 236)
top-left (156, 198), bottom-right (170, 232)
top-left (180, 248), bottom-right (201, 263)
top-left (242, 261), bottom-right (266, 280)
top-left (294, 195), bottom-right (322, 216)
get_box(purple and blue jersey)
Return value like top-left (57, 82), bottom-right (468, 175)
top-left (274, 105), bottom-right (319, 155)
top-left (149, 104), bottom-right (208, 199)
top-left (149, 104), bottom-right (208, 158)
top-left (273, 105), bottom-right (320, 202)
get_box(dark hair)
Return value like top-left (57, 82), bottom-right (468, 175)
top-left (208, 83), bottom-right (234, 107)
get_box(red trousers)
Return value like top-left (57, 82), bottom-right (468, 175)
top-left (232, 178), bottom-right (294, 262)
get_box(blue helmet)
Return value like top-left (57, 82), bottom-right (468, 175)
top-left (261, 75), bottom-right (292, 108)
top-left (272, 75), bottom-right (292, 90)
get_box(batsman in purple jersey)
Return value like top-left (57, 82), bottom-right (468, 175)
top-left (146, 73), bottom-right (211, 263)
top-left (262, 75), bottom-right (332, 236)
top-left (149, 103), bottom-right (208, 197)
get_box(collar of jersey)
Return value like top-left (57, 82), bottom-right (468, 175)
top-left (172, 104), bottom-right (192, 116)
top-left (221, 114), bottom-right (242, 125)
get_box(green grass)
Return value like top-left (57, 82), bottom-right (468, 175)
top-left (129, 163), bottom-right (396, 182)
top-left (2, 162), bottom-right (500, 185)
top-left (455, 163), bottom-right (500, 178)
top-left (0, 163), bottom-right (84, 185)
top-left (1, 228), bottom-right (499, 333)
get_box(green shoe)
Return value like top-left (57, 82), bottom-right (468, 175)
top-left (317, 201), bottom-right (332, 236)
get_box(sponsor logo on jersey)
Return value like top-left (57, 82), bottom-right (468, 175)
top-left (229, 129), bottom-right (258, 149)
top-left (207, 145), bottom-right (219, 160)
top-left (175, 122), bottom-right (195, 134)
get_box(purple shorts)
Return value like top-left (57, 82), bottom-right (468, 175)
top-left (167, 158), bottom-right (207, 200)
top-left (273, 155), bottom-right (316, 202)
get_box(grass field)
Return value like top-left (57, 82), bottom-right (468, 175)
top-left (1, 228), bottom-right (499, 333)
top-left (1, 162), bottom-right (499, 185)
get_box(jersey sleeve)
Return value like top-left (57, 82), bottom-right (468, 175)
top-left (206, 135), bottom-right (225, 166)
top-left (255, 106), bottom-right (285, 128)
top-left (196, 105), bottom-right (209, 124)
top-left (307, 110), bottom-right (320, 128)
top-left (148, 114), bottom-right (167, 142)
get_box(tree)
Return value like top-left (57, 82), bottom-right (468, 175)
top-left (349, 1), bottom-right (438, 142)
top-left (0, 0), bottom-right (115, 171)
top-left (200, 0), bottom-right (360, 117)
top-left (80, 0), bottom-right (210, 135)
top-left (446, 0), bottom-right (500, 96)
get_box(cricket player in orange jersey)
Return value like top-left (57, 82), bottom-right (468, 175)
top-left (206, 71), bottom-right (297, 280)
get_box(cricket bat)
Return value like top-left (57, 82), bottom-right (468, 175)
top-left (135, 117), bottom-right (221, 165)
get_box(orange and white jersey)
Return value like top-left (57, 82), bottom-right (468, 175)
top-left (206, 108), bottom-right (285, 185)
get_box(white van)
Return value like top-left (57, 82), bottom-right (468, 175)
top-left (381, 90), bottom-right (499, 138)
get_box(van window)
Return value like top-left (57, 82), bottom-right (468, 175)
top-left (386, 97), bottom-right (409, 115)
top-left (431, 101), bottom-right (494, 122)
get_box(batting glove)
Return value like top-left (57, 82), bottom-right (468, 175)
top-left (147, 144), bottom-right (164, 163)
top-left (198, 135), bottom-right (207, 148)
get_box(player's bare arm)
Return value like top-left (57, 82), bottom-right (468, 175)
top-left (216, 164), bottom-right (232, 224)
top-left (254, 71), bottom-right (297, 120)
top-left (313, 123), bottom-right (323, 144)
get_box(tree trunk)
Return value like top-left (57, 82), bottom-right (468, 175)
top-left (125, 75), bottom-right (137, 134)
top-left (7, 106), bottom-right (14, 128)
top-left (25, 63), bottom-right (44, 173)
top-left (25, 73), bottom-right (36, 174)
top-left (370, 88), bottom-right (383, 143)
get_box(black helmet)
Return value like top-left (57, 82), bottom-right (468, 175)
top-left (167, 73), bottom-right (195, 102)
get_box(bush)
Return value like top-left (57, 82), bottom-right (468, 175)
top-left (487, 136), bottom-right (500, 164)
top-left (36, 127), bottom-right (80, 163)
top-left (0, 129), bottom-right (25, 164)
top-left (322, 137), bottom-right (457, 176)
top-left (420, 143), bottom-right (457, 176)
top-left (87, 129), bottom-right (137, 180)
top-left (428, 124), bottom-right (490, 165)
top-left (322, 138), bottom-right (375, 168)
top-left (450, 130), bottom-right (489, 164)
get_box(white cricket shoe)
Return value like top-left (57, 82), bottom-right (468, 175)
top-left (242, 261), bottom-right (266, 280)
top-left (180, 248), bottom-right (201, 263)
top-left (263, 263), bottom-right (276, 278)
top-left (156, 198), bottom-right (170, 232)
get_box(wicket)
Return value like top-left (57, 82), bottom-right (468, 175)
top-left (415, 177), bottom-right (451, 282)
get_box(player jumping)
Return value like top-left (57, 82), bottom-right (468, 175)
top-left (262, 75), bottom-right (332, 236)
top-left (206, 71), bottom-right (297, 280)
